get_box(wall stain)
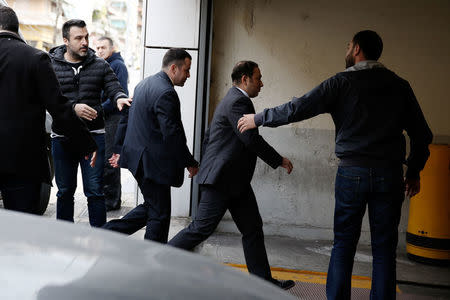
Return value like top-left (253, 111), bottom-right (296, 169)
top-left (243, 0), bottom-right (256, 35)
top-left (300, 12), bottom-right (310, 21)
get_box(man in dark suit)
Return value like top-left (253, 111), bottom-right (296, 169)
top-left (0, 6), bottom-right (97, 214)
top-left (168, 61), bottom-right (295, 290)
top-left (103, 48), bottom-right (199, 243)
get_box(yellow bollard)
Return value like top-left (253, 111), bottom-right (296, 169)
top-left (406, 144), bottom-right (450, 265)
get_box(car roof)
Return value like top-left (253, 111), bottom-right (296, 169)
top-left (0, 210), bottom-right (295, 300)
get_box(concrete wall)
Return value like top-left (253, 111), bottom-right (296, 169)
top-left (210, 0), bottom-right (450, 244)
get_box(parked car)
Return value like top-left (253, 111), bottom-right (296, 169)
top-left (0, 209), bottom-right (296, 300)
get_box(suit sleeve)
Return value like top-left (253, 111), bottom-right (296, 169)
top-left (36, 53), bottom-right (97, 156)
top-left (103, 62), bottom-right (128, 106)
top-left (255, 77), bottom-right (339, 127)
top-left (112, 105), bottom-right (129, 154)
top-left (228, 97), bottom-right (282, 169)
top-left (403, 82), bottom-right (433, 179)
top-left (155, 91), bottom-right (198, 168)
top-left (202, 127), bottom-right (211, 155)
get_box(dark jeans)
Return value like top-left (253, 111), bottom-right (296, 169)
top-left (52, 134), bottom-right (106, 227)
top-left (102, 169), bottom-right (171, 243)
top-left (103, 114), bottom-right (121, 209)
top-left (326, 166), bottom-right (404, 300)
top-left (169, 184), bottom-right (272, 280)
top-left (0, 173), bottom-right (41, 213)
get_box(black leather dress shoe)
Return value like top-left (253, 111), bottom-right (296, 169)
top-left (270, 278), bottom-right (295, 290)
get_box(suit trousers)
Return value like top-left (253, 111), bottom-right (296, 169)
top-left (169, 184), bottom-right (272, 280)
top-left (103, 114), bottom-right (122, 209)
top-left (102, 167), bottom-right (171, 243)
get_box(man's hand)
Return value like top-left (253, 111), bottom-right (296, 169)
top-left (75, 103), bottom-right (97, 121)
top-left (237, 114), bottom-right (256, 133)
top-left (187, 166), bottom-right (199, 178)
top-left (117, 98), bottom-right (132, 111)
top-left (85, 151), bottom-right (97, 168)
top-left (109, 153), bottom-right (120, 168)
top-left (405, 178), bottom-right (420, 198)
top-left (281, 157), bottom-right (293, 174)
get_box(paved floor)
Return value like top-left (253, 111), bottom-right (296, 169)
top-left (5, 170), bottom-right (449, 299)
top-left (230, 264), bottom-right (444, 300)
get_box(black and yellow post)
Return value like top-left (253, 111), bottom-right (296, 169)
top-left (406, 144), bottom-right (450, 265)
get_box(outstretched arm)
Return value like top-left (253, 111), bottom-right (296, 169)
top-left (102, 63), bottom-right (132, 111)
top-left (238, 77), bottom-right (339, 133)
top-left (228, 97), bottom-right (292, 173)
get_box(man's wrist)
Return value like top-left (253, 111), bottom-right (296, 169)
top-left (254, 112), bottom-right (263, 127)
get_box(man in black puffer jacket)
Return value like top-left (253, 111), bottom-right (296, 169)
top-left (49, 19), bottom-right (131, 227)
top-left (0, 7), bottom-right (97, 214)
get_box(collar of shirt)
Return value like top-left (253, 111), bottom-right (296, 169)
top-left (235, 86), bottom-right (249, 98)
top-left (344, 60), bottom-right (385, 72)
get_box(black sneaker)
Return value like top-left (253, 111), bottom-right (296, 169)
top-left (270, 278), bottom-right (295, 290)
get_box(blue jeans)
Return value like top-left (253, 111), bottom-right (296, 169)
top-left (326, 166), bottom-right (404, 300)
top-left (52, 134), bottom-right (106, 227)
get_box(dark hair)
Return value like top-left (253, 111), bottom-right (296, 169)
top-left (62, 19), bottom-right (86, 40)
top-left (231, 61), bottom-right (258, 84)
top-left (352, 30), bottom-right (383, 61)
top-left (0, 6), bottom-right (19, 33)
top-left (98, 36), bottom-right (113, 47)
top-left (162, 48), bottom-right (192, 68)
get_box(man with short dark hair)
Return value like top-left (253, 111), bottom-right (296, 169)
top-left (103, 48), bottom-right (199, 243)
top-left (49, 19), bottom-right (131, 227)
top-left (168, 61), bottom-right (295, 290)
top-left (238, 30), bottom-right (433, 299)
top-left (96, 36), bottom-right (129, 211)
top-left (0, 7), bottom-right (97, 214)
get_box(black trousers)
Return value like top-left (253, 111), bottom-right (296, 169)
top-left (102, 168), bottom-right (171, 243)
top-left (103, 114), bottom-right (122, 209)
top-left (0, 173), bottom-right (41, 214)
top-left (168, 184), bottom-right (272, 280)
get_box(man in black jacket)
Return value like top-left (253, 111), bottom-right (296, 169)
top-left (168, 61), bottom-right (295, 290)
top-left (49, 19), bottom-right (131, 227)
top-left (0, 7), bottom-right (97, 214)
top-left (238, 31), bottom-right (433, 300)
top-left (104, 48), bottom-right (199, 243)
top-left (96, 36), bottom-right (129, 211)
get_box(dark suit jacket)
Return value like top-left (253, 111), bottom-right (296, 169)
top-left (0, 32), bottom-right (96, 183)
top-left (114, 71), bottom-right (197, 187)
top-left (197, 86), bottom-right (282, 196)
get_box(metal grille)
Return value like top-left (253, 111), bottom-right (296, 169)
top-left (287, 281), bottom-right (436, 300)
